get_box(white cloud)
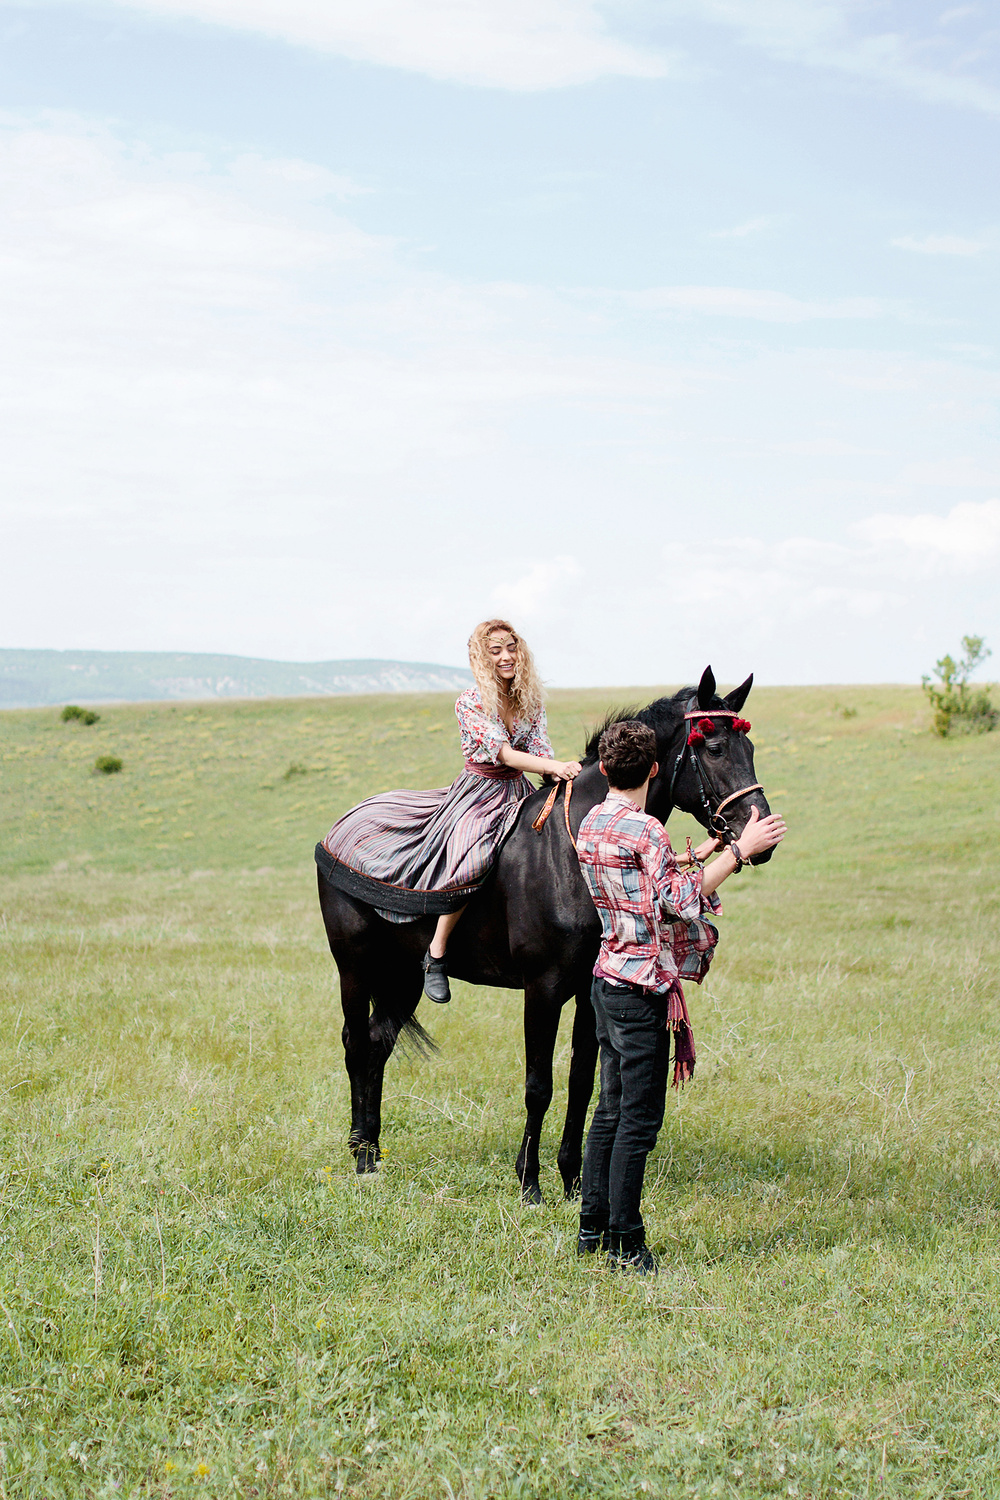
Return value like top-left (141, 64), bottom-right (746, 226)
top-left (8, 0), bottom-right (999, 107)
top-left (674, 502), bottom-right (1000, 620)
top-left (557, 501), bottom-right (1000, 684)
top-left (658, 533), bottom-right (899, 622)
top-left (892, 233), bottom-right (988, 256)
top-left (475, 504), bottom-right (1000, 683)
top-left (662, 0), bottom-right (1000, 116)
top-left (708, 217), bottom-right (775, 240)
top-left (36, 0), bottom-right (672, 90)
top-left (0, 114), bottom-right (998, 685)
top-left (609, 285), bottom-right (894, 322)
top-left (225, 154), bottom-right (370, 202)
top-left (491, 556), bottom-right (583, 620)
top-left (854, 499), bottom-right (1000, 567)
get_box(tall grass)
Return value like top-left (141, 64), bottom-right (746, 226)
top-left (0, 686), bottom-right (998, 1497)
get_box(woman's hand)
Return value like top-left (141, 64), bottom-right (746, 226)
top-left (733, 806), bottom-right (786, 859)
top-left (498, 745), bottom-right (582, 778)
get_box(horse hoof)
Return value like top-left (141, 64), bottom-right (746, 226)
top-left (520, 1180), bottom-right (543, 1206)
top-left (351, 1140), bottom-right (381, 1174)
top-left (562, 1178), bottom-right (582, 1202)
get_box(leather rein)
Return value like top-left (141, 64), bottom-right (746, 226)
top-left (531, 706), bottom-right (761, 854)
top-left (531, 777), bottom-right (577, 850)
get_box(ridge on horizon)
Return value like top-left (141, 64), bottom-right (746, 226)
top-left (0, 648), bottom-right (474, 710)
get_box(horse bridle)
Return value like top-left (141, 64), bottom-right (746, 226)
top-left (666, 708), bottom-right (763, 849)
top-left (532, 705), bottom-right (762, 855)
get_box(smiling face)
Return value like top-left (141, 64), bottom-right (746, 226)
top-left (487, 631), bottom-right (518, 685)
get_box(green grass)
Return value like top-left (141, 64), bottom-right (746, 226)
top-left (0, 686), bottom-right (999, 1498)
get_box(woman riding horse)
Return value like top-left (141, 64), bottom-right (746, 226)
top-left (320, 619), bottom-right (581, 1003)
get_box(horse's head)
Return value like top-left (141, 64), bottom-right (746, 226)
top-left (648, 666), bottom-right (775, 864)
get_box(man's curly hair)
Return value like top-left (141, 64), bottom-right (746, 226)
top-left (598, 720), bottom-right (657, 789)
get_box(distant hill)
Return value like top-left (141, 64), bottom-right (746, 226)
top-left (0, 650), bottom-right (474, 709)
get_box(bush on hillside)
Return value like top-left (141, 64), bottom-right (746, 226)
top-left (922, 636), bottom-right (998, 737)
top-left (61, 704), bottom-right (100, 725)
top-left (94, 755), bottom-right (123, 775)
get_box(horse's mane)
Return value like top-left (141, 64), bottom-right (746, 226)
top-left (582, 686), bottom-right (698, 763)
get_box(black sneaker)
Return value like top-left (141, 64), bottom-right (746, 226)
top-left (576, 1215), bottom-right (609, 1256)
top-left (608, 1229), bottom-right (659, 1277)
top-left (611, 1244), bottom-right (659, 1276)
top-left (422, 949), bottom-right (451, 1004)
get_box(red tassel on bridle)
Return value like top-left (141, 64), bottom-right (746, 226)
top-left (687, 713), bottom-right (751, 746)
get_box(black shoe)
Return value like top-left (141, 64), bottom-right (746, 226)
top-left (422, 949), bottom-right (451, 1004)
top-left (608, 1228), bottom-right (659, 1277)
top-left (577, 1214), bottom-right (609, 1256)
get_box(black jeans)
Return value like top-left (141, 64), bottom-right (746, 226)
top-left (580, 976), bottom-right (672, 1237)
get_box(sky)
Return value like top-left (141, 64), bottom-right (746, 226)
top-left (0, 0), bottom-right (998, 686)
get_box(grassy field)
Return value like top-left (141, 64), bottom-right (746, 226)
top-left (1, 683), bottom-right (999, 1499)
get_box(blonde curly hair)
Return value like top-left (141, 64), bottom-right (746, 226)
top-left (468, 619), bottom-right (544, 723)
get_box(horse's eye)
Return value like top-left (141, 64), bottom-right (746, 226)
top-left (706, 740), bottom-right (724, 756)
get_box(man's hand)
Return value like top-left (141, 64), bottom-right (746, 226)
top-left (733, 805), bottom-right (786, 859)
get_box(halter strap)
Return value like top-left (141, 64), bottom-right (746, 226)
top-left (714, 784), bottom-right (763, 818)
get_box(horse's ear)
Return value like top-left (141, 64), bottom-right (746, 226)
top-left (697, 666), bottom-right (716, 709)
top-left (724, 673), bottom-right (753, 712)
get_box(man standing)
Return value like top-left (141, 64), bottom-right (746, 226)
top-left (576, 720), bottom-right (786, 1275)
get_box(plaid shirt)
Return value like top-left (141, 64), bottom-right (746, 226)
top-left (577, 791), bottom-right (721, 993)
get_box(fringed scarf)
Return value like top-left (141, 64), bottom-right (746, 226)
top-left (666, 981), bottom-right (696, 1088)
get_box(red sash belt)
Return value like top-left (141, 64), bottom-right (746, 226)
top-left (464, 760), bottom-right (522, 781)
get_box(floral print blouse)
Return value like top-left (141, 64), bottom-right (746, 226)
top-left (455, 687), bottom-right (554, 767)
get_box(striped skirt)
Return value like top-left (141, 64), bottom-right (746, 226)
top-left (318, 762), bottom-right (534, 923)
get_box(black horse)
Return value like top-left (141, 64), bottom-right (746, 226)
top-left (316, 667), bottom-right (772, 1204)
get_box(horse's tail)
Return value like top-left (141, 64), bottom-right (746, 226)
top-left (371, 991), bottom-right (440, 1059)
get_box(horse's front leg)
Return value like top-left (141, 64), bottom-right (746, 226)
top-left (515, 981), bottom-right (568, 1205)
top-left (556, 981), bottom-right (599, 1200)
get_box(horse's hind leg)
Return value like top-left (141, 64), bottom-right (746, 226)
top-left (556, 983), bottom-right (599, 1200)
top-left (339, 969), bottom-right (379, 1173)
top-left (358, 967), bottom-right (424, 1173)
top-left (354, 1014), bottom-right (390, 1175)
top-left (515, 985), bottom-right (565, 1205)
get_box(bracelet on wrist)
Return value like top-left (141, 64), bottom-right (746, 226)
top-left (730, 842), bottom-right (745, 873)
top-left (682, 836), bottom-right (704, 872)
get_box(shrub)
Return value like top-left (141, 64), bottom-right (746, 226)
top-left (94, 755), bottom-right (123, 775)
top-left (922, 636), bottom-right (998, 737)
top-left (61, 704), bottom-right (100, 725)
top-left (283, 762), bottom-right (309, 781)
